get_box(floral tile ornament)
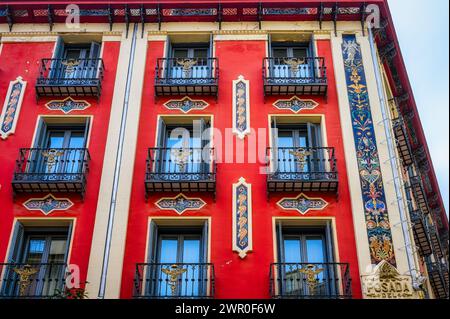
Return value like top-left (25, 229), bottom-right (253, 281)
top-left (277, 193), bottom-right (328, 215)
top-left (341, 34), bottom-right (396, 266)
top-left (155, 193), bottom-right (206, 215)
top-left (232, 75), bottom-right (251, 139)
top-left (23, 194), bottom-right (73, 215)
top-left (273, 96), bottom-right (319, 113)
top-left (232, 177), bottom-right (253, 258)
top-left (163, 96), bottom-right (209, 113)
top-left (0, 76), bottom-right (27, 139)
top-left (45, 97), bottom-right (91, 114)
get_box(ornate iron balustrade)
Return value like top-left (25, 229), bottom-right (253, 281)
top-left (263, 57), bottom-right (327, 96)
top-left (145, 147), bottom-right (216, 196)
top-left (12, 148), bottom-right (90, 196)
top-left (0, 263), bottom-right (67, 299)
top-left (155, 57), bottom-right (219, 97)
top-left (133, 263), bottom-right (215, 299)
top-left (36, 58), bottom-right (104, 99)
top-left (270, 263), bottom-right (352, 299)
top-left (266, 147), bottom-right (338, 193)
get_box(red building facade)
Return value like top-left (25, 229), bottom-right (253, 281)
top-left (0, 0), bottom-right (448, 300)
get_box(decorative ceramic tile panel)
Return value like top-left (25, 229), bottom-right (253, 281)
top-left (232, 177), bottom-right (253, 258)
top-left (0, 76), bottom-right (27, 139)
top-left (341, 34), bottom-right (396, 266)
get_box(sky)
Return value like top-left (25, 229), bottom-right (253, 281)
top-left (387, 0), bottom-right (449, 215)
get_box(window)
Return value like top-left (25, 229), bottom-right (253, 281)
top-left (1, 223), bottom-right (72, 297)
top-left (51, 37), bottom-right (101, 80)
top-left (272, 121), bottom-right (323, 174)
top-left (275, 223), bottom-right (335, 297)
top-left (169, 43), bottom-right (210, 79)
top-left (32, 118), bottom-right (90, 175)
top-left (156, 118), bottom-right (210, 174)
top-left (146, 221), bottom-right (209, 298)
top-left (270, 41), bottom-right (313, 79)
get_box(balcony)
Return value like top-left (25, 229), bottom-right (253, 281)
top-left (145, 147), bottom-right (216, 197)
top-left (35, 58), bottom-right (104, 99)
top-left (133, 263), bottom-right (215, 299)
top-left (409, 176), bottom-right (431, 215)
top-left (270, 263), bottom-right (352, 299)
top-left (0, 263), bottom-right (66, 299)
top-left (263, 57), bottom-right (327, 96)
top-left (154, 58), bottom-right (219, 97)
top-left (428, 225), bottom-right (445, 260)
top-left (409, 210), bottom-right (432, 256)
top-left (391, 115), bottom-right (414, 166)
top-left (12, 148), bottom-right (90, 197)
top-left (266, 147), bottom-right (338, 193)
top-left (426, 262), bottom-right (449, 299)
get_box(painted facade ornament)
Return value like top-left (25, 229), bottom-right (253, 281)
top-left (0, 76), bottom-right (27, 139)
top-left (45, 97), bottom-right (91, 114)
top-left (232, 177), bottom-right (253, 258)
top-left (155, 193), bottom-right (206, 215)
top-left (273, 96), bottom-right (318, 113)
top-left (23, 194), bottom-right (73, 215)
top-left (341, 35), bottom-right (396, 266)
top-left (161, 264), bottom-right (187, 296)
top-left (232, 75), bottom-right (251, 139)
top-left (13, 265), bottom-right (39, 296)
top-left (277, 193), bottom-right (328, 215)
top-left (361, 260), bottom-right (416, 299)
top-left (163, 97), bottom-right (209, 113)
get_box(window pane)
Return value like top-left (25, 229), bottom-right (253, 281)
top-left (68, 132), bottom-right (85, 148)
top-left (283, 238), bottom-right (301, 263)
top-left (292, 48), bottom-right (308, 59)
top-left (48, 239), bottom-right (67, 263)
top-left (273, 48), bottom-right (288, 58)
top-left (25, 239), bottom-right (46, 263)
top-left (182, 239), bottom-right (201, 263)
top-left (159, 239), bottom-right (178, 264)
top-left (173, 49), bottom-right (189, 58)
top-left (305, 238), bottom-right (325, 263)
top-left (47, 132), bottom-right (64, 149)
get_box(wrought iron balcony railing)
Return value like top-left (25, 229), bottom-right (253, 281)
top-left (266, 147), bottom-right (338, 193)
top-left (263, 57), bottom-right (327, 96)
top-left (35, 58), bottom-right (104, 98)
top-left (155, 57), bottom-right (219, 97)
top-left (145, 147), bottom-right (216, 196)
top-left (133, 263), bottom-right (215, 299)
top-left (0, 263), bottom-right (67, 299)
top-left (270, 263), bottom-right (352, 299)
top-left (12, 148), bottom-right (90, 196)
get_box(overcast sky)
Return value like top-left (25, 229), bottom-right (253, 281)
top-left (387, 0), bottom-right (449, 215)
